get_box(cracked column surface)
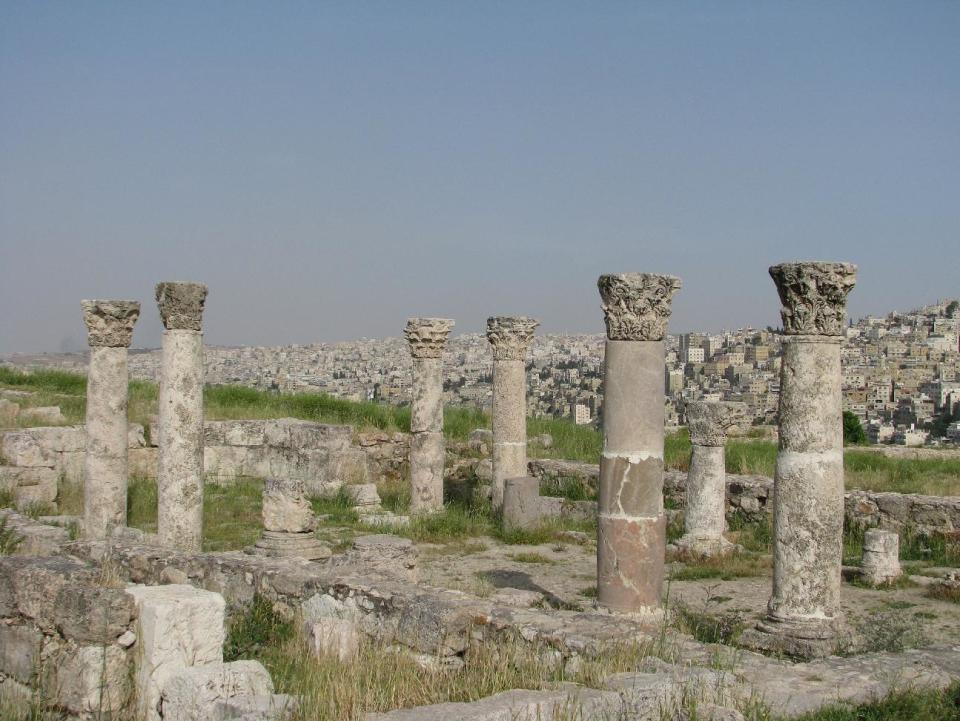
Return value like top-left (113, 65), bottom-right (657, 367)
top-left (596, 273), bottom-right (681, 614)
top-left (81, 299), bottom-right (140, 539)
top-left (760, 261), bottom-right (856, 642)
top-left (486, 316), bottom-right (539, 511)
top-left (678, 401), bottom-right (747, 556)
top-left (156, 281), bottom-right (208, 552)
top-left (405, 318), bottom-right (454, 514)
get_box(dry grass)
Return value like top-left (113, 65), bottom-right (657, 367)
top-left (264, 630), bottom-right (657, 721)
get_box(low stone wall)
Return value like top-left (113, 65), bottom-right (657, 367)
top-left (0, 418), bottom-right (393, 508)
top-left (0, 555), bottom-right (137, 719)
top-left (528, 458), bottom-right (960, 534)
top-left (852, 446), bottom-right (960, 461)
top-left (0, 424), bottom-right (151, 510)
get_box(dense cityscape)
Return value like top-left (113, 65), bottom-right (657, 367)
top-left (3, 297), bottom-right (959, 447)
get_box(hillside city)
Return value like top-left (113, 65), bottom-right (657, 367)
top-left (3, 297), bottom-right (960, 447)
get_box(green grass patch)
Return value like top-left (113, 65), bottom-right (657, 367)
top-left (788, 682), bottom-right (960, 721)
top-left (125, 476), bottom-right (264, 551)
top-left (224, 593), bottom-right (295, 662)
top-left (509, 552), bottom-right (555, 564)
top-left (526, 417), bottom-right (601, 463)
top-left (670, 551), bottom-right (770, 581)
top-left (0, 516), bottom-right (23, 555)
top-left (844, 451), bottom-right (960, 496)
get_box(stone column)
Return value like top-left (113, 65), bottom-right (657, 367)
top-left (759, 261), bottom-right (857, 648)
top-left (405, 318), bottom-right (454, 514)
top-left (155, 282), bottom-right (208, 552)
top-left (502, 476), bottom-right (541, 532)
top-left (861, 529), bottom-right (901, 587)
top-left (253, 478), bottom-right (331, 560)
top-left (486, 316), bottom-right (539, 511)
top-left (596, 273), bottom-right (681, 614)
top-left (677, 401), bottom-right (747, 556)
top-left (81, 300), bottom-right (140, 538)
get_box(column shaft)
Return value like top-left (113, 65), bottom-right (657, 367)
top-left (491, 357), bottom-right (527, 509)
top-left (765, 336), bottom-right (844, 636)
top-left (410, 356), bottom-right (445, 513)
top-left (157, 329), bottom-right (205, 551)
top-left (84, 346), bottom-right (130, 537)
top-left (597, 340), bottom-right (665, 611)
top-left (683, 444), bottom-right (726, 542)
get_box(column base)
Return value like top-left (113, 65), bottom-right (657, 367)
top-left (251, 531), bottom-right (331, 561)
top-left (671, 534), bottom-right (741, 558)
top-left (739, 613), bottom-right (848, 659)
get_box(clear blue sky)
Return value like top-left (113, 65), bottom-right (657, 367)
top-left (1, 2), bottom-right (957, 352)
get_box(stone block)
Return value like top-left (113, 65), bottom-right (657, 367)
top-left (223, 420), bottom-right (267, 447)
top-left (27, 425), bottom-right (86, 453)
top-left (336, 534), bottom-right (418, 582)
top-left (0, 625), bottom-right (42, 684)
top-left (54, 583), bottom-right (136, 645)
top-left (502, 477), bottom-right (541, 531)
top-left (261, 478), bottom-right (316, 533)
top-left (0, 398), bottom-right (19, 426)
top-left (306, 618), bottom-right (360, 662)
top-left (20, 406), bottom-right (66, 425)
top-left (128, 423), bottom-right (147, 448)
top-left (126, 584), bottom-right (227, 721)
top-left (46, 644), bottom-right (131, 717)
top-left (345, 483), bottom-right (381, 508)
top-left (8, 557), bottom-right (97, 630)
top-left (1, 432), bottom-right (52, 467)
top-left (211, 694), bottom-right (298, 721)
top-left (160, 661), bottom-right (274, 721)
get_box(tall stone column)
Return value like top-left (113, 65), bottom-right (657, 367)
top-left (677, 400), bottom-right (746, 556)
top-left (156, 282), bottom-right (208, 552)
top-left (486, 316), bottom-right (539, 511)
top-left (81, 300), bottom-right (140, 538)
top-left (405, 318), bottom-right (454, 514)
top-left (596, 273), bottom-right (681, 614)
top-left (759, 261), bottom-right (856, 650)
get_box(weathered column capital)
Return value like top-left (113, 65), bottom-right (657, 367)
top-left (686, 401), bottom-right (748, 446)
top-left (155, 282), bottom-right (208, 331)
top-left (81, 300), bottom-right (140, 348)
top-left (486, 316), bottom-right (539, 360)
top-left (598, 273), bottom-right (681, 341)
top-left (769, 262), bottom-right (857, 336)
top-left (404, 318), bottom-right (454, 358)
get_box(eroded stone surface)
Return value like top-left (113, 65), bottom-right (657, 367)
top-left (860, 529), bottom-right (901, 586)
top-left (157, 301), bottom-right (205, 551)
top-left (261, 478), bottom-right (316, 533)
top-left (686, 401), bottom-right (747, 447)
top-left (487, 318), bottom-right (536, 510)
top-left (486, 316), bottom-right (539, 361)
top-left (597, 273), bottom-right (681, 341)
top-left (155, 281), bottom-right (208, 331)
top-left (769, 262), bottom-right (856, 336)
top-left (502, 476), bottom-right (541, 531)
top-left (403, 318), bottom-right (454, 359)
top-left (80, 299), bottom-right (140, 347)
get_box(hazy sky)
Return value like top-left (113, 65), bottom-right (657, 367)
top-left (1, 2), bottom-right (958, 353)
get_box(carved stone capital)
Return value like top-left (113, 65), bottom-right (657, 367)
top-left (486, 316), bottom-right (539, 360)
top-left (769, 262), bottom-right (857, 336)
top-left (686, 401), bottom-right (748, 446)
top-left (404, 318), bottom-right (454, 359)
top-left (598, 273), bottom-right (681, 341)
top-left (81, 300), bottom-right (140, 348)
top-left (155, 282), bottom-right (208, 331)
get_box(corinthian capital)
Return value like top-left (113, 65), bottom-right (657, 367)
top-left (404, 318), bottom-right (454, 359)
top-left (486, 316), bottom-right (539, 360)
top-left (81, 300), bottom-right (141, 348)
top-left (155, 282), bottom-right (208, 331)
top-left (597, 273), bottom-right (681, 341)
top-left (769, 262), bottom-right (857, 336)
top-left (686, 401), bottom-right (748, 446)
